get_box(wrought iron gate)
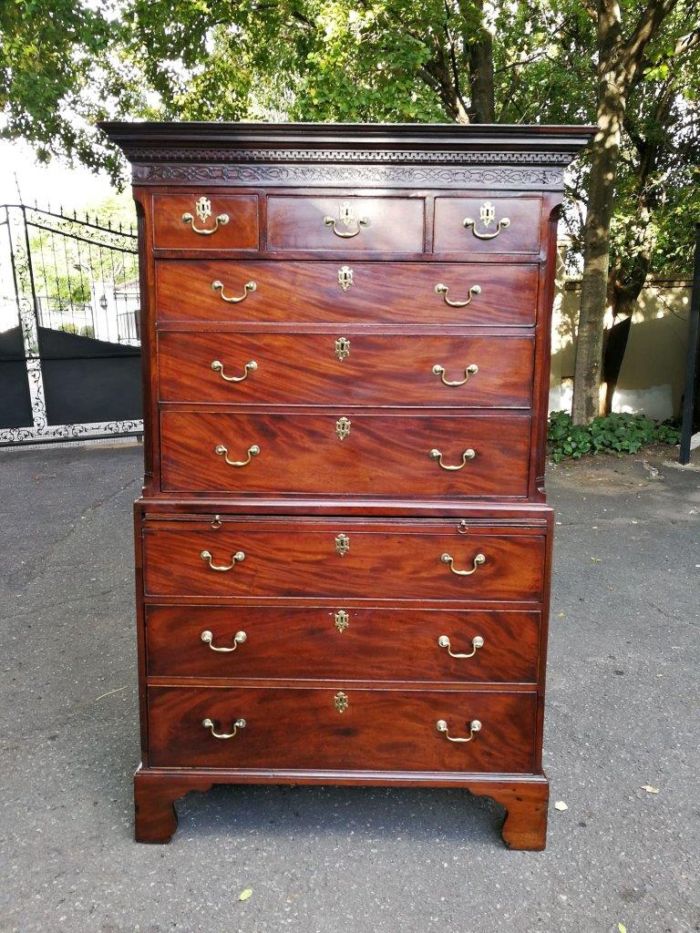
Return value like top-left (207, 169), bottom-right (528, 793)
top-left (0, 203), bottom-right (143, 444)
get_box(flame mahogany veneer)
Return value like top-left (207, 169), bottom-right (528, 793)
top-left (101, 119), bottom-right (594, 849)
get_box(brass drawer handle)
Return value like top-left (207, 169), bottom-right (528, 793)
top-left (181, 196), bottom-right (230, 236)
top-left (323, 201), bottom-right (369, 238)
top-left (214, 443), bottom-right (260, 467)
top-left (211, 279), bottom-right (257, 303)
top-left (463, 201), bottom-right (510, 240)
top-left (201, 630), bottom-right (247, 653)
top-left (436, 719), bottom-right (482, 743)
top-left (202, 717), bottom-right (246, 739)
top-left (430, 448), bottom-right (476, 470)
top-left (438, 634), bottom-right (484, 659)
top-left (434, 283), bottom-right (481, 308)
top-left (211, 359), bottom-right (258, 383)
top-left (432, 363), bottom-right (479, 386)
top-left (200, 549), bottom-right (246, 572)
top-left (441, 552), bottom-right (486, 576)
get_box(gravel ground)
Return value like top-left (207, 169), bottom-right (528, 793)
top-left (0, 440), bottom-right (698, 933)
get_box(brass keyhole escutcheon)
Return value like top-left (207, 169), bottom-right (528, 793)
top-left (335, 337), bottom-right (351, 361)
top-left (337, 266), bottom-right (354, 291)
top-left (336, 416), bottom-right (351, 440)
top-left (334, 691), bottom-right (349, 713)
top-left (335, 533), bottom-right (350, 556)
top-left (334, 609), bottom-right (350, 633)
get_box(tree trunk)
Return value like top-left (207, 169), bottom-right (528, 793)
top-left (465, 0), bottom-right (495, 122)
top-left (571, 0), bottom-right (678, 424)
top-left (572, 4), bottom-right (624, 424)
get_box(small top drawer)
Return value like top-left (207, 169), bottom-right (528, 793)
top-left (267, 196), bottom-right (424, 253)
top-left (152, 193), bottom-right (259, 250)
top-left (434, 197), bottom-right (542, 255)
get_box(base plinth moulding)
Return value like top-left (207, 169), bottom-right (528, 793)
top-left (133, 767), bottom-right (549, 850)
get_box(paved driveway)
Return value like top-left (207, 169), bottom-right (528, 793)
top-left (1, 442), bottom-right (697, 933)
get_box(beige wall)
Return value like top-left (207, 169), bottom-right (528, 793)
top-left (549, 270), bottom-right (692, 420)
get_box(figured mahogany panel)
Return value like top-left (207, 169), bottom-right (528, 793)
top-left (147, 685), bottom-right (537, 772)
top-left (159, 410), bottom-right (531, 498)
top-left (154, 260), bottom-right (539, 326)
top-left (266, 195), bottom-right (424, 252)
top-left (145, 605), bottom-right (541, 683)
top-left (151, 193), bottom-right (259, 250)
top-left (142, 520), bottom-right (546, 600)
top-left (433, 197), bottom-right (542, 255)
top-left (157, 332), bottom-right (535, 409)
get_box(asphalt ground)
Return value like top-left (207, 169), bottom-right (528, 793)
top-left (0, 441), bottom-right (698, 933)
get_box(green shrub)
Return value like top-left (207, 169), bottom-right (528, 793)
top-left (548, 411), bottom-right (681, 463)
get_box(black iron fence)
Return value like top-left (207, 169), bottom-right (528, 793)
top-left (0, 203), bottom-right (143, 444)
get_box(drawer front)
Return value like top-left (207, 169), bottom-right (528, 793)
top-left (434, 197), bottom-right (542, 255)
top-left (146, 605), bottom-right (541, 683)
top-left (266, 196), bottom-right (424, 252)
top-left (159, 410), bottom-right (531, 497)
top-left (158, 332), bottom-right (534, 409)
top-left (154, 261), bottom-right (538, 326)
top-left (152, 194), bottom-right (259, 250)
top-left (147, 686), bottom-right (537, 772)
top-left (142, 521), bottom-right (546, 600)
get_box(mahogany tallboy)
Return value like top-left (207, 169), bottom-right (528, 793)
top-left (101, 121), bottom-right (594, 848)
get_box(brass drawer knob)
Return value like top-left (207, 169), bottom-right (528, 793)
top-left (441, 552), bottom-right (486, 576)
top-left (211, 279), bottom-right (257, 303)
top-left (200, 630), bottom-right (247, 653)
top-left (436, 719), bottom-right (482, 743)
top-left (463, 201), bottom-right (510, 240)
top-left (200, 549), bottom-right (246, 572)
top-left (430, 448), bottom-right (476, 471)
top-left (202, 717), bottom-right (246, 739)
top-left (214, 443), bottom-right (260, 468)
top-left (434, 283), bottom-right (481, 308)
top-left (438, 634), bottom-right (485, 659)
top-left (181, 196), bottom-right (230, 235)
top-left (432, 363), bottom-right (479, 387)
top-left (211, 359), bottom-right (258, 383)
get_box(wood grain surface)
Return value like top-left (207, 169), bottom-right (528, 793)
top-left (159, 409), bottom-right (531, 497)
top-left (151, 193), bottom-right (259, 250)
top-left (147, 685), bottom-right (537, 772)
top-left (145, 605), bottom-right (541, 682)
top-left (157, 331), bottom-right (535, 408)
top-left (154, 260), bottom-right (539, 326)
top-left (142, 520), bottom-right (546, 600)
top-left (266, 195), bottom-right (425, 251)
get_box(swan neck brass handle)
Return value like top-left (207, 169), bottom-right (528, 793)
top-left (211, 359), bottom-right (258, 383)
top-left (181, 212), bottom-right (230, 236)
top-left (200, 549), bottom-right (246, 572)
top-left (200, 630), bottom-right (247, 653)
top-left (441, 552), bottom-right (486, 576)
top-left (463, 215), bottom-right (510, 240)
top-left (430, 448), bottom-right (476, 470)
top-left (202, 717), bottom-right (246, 739)
top-left (211, 280), bottom-right (257, 303)
top-left (434, 283), bottom-right (481, 308)
top-left (432, 363), bottom-right (479, 387)
top-left (214, 443), bottom-right (260, 467)
top-left (438, 634), bottom-right (485, 659)
top-left (323, 202), bottom-right (370, 238)
top-left (436, 719), bottom-right (482, 742)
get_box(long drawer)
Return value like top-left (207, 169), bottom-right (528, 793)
top-left (145, 605), bottom-right (541, 683)
top-left (157, 332), bottom-right (535, 408)
top-left (147, 686), bottom-right (538, 772)
top-left (159, 410), bottom-right (531, 497)
top-left (142, 519), bottom-right (546, 600)
top-left (154, 261), bottom-right (539, 326)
